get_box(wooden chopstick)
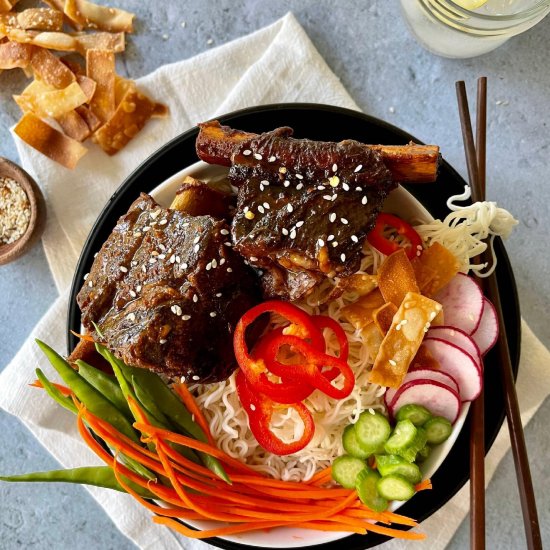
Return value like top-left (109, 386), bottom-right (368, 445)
top-left (455, 80), bottom-right (543, 550)
top-left (455, 79), bottom-right (486, 550)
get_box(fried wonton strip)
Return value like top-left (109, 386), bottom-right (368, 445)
top-left (329, 273), bottom-right (378, 301)
top-left (369, 292), bottom-right (443, 388)
top-left (13, 112), bottom-right (88, 169)
top-left (373, 302), bottom-right (398, 336)
top-left (86, 48), bottom-right (114, 123)
top-left (60, 55), bottom-right (84, 75)
top-left (0, 0), bottom-right (12, 13)
top-left (0, 40), bottom-right (33, 69)
top-left (76, 73), bottom-right (96, 102)
top-left (16, 8), bottom-right (63, 31)
top-left (76, 104), bottom-right (101, 132)
top-left (93, 85), bottom-right (158, 155)
top-left (378, 249), bottom-right (420, 308)
top-left (411, 344), bottom-right (440, 371)
top-left (42, 0), bottom-right (82, 30)
top-left (74, 31), bottom-right (125, 55)
top-left (362, 323), bottom-right (384, 362)
top-left (56, 109), bottom-right (91, 141)
top-left (65, 0), bottom-right (134, 33)
top-left (6, 28), bottom-right (78, 51)
top-left (152, 102), bottom-right (169, 118)
top-left (412, 242), bottom-right (461, 296)
top-left (16, 79), bottom-right (88, 118)
top-left (341, 289), bottom-right (386, 330)
top-left (30, 47), bottom-right (75, 88)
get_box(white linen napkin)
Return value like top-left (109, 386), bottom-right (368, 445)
top-left (1, 12), bottom-right (549, 550)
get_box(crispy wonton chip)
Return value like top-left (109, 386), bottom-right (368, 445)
top-left (30, 47), bottom-right (75, 88)
top-left (86, 48), bottom-right (114, 123)
top-left (76, 73), bottom-right (96, 102)
top-left (0, 40), bottom-right (33, 69)
top-left (93, 85), bottom-right (159, 155)
top-left (76, 104), bottom-right (101, 132)
top-left (329, 273), bottom-right (378, 301)
top-left (373, 302), bottom-right (398, 336)
top-left (369, 292), bottom-right (443, 388)
top-left (42, 0), bottom-right (82, 30)
top-left (0, 0), bottom-right (13, 13)
top-left (16, 9), bottom-right (63, 31)
top-left (361, 323), bottom-right (384, 363)
top-left (65, 0), bottom-right (134, 33)
top-left (378, 248), bottom-right (420, 307)
top-left (56, 109), bottom-right (91, 141)
top-left (74, 31), bottom-right (125, 55)
top-left (14, 112), bottom-right (88, 169)
top-left (412, 242), bottom-right (461, 296)
top-left (152, 102), bottom-right (169, 118)
top-left (341, 288), bottom-right (386, 330)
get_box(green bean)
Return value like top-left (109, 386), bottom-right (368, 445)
top-left (76, 360), bottom-right (132, 419)
top-left (0, 466), bottom-right (154, 498)
top-left (35, 368), bottom-right (78, 414)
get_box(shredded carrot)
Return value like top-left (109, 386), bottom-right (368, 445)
top-left (173, 382), bottom-right (215, 445)
top-left (70, 330), bottom-right (95, 342)
top-left (415, 479), bottom-right (433, 492)
top-left (30, 380), bottom-right (73, 396)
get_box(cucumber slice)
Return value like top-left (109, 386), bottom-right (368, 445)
top-left (375, 454), bottom-right (422, 484)
top-left (355, 468), bottom-right (388, 512)
top-left (424, 416), bottom-right (453, 444)
top-left (331, 455), bottom-right (368, 489)
top-left (384, 420), bottom-right (427, 462)
top-left (416, 444), bottom-right (431, 463)
top-left (342, 425), bottom-right (371, 459)
top-left (395, 403), bottom-right (432, 426)
top-left (354, 410), bottom-right (391, 455)
top-left (377, 474), bottom-right (415, 501)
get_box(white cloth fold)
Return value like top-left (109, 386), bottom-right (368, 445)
top-left (1, 12), bottom-right (549, 550)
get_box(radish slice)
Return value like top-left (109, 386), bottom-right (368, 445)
top-left (433, 273), bottom-right (484, 335)
top-left (384, 368), bottom-right (460, 409)
top-left (389, 380), bottom-right (461, 424)
top-left (471, 297), bottom-right (499, 356)
top-left (426, 326), bottom-right (482, 369)
top-left (422, 338), bottom-right (482, 401)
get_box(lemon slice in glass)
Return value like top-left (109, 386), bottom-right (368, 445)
top-left (453, 0), bottom-right (489, 8)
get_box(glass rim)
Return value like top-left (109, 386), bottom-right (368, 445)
top-left (444, 0), bottom-right (550, 21)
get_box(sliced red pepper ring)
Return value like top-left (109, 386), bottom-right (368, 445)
top-left (261, 334), bottom-right (355, 400)
top-left (236, 369), bottom-right (314, 456)
top-left (367, 212), bottom-right (423, 260)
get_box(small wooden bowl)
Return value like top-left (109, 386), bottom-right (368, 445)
top-left (0, 157), bottom-right (46, 266)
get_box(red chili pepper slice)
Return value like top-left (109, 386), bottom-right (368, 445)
top-left (367, 212), bottom-right (423, 260)
top-left (236, 369), bottom-right (314, 456)
top-left (261, 334), bottom-right (355, 400)
top-left (233, 301), bottom-right (325, 404)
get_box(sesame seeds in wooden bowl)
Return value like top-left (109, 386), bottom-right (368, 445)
top-left (0, 157), bottom-right (46, 266)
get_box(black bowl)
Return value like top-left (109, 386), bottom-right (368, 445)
top-left (67, 103), bottom-right (520, 550)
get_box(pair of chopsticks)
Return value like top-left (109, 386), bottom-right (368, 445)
top-left (455, 78), bottom-right (542, 550)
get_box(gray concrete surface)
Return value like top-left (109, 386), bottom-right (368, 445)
top-left (1, 1), bottom-right (549, 549)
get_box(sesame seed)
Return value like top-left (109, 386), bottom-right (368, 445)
top-left (159, 219), bottom-right (168, 226)
top-left (131, 261), bottom-right (138, 266)
top-left (182, 315), bottom-right (191, 321)
top-left (351, 235), bottom-right (359, 243)
top-left (169, 255), bottom-right (176, 264)
top-left (283, 180), bottom-right (290, 187)
top-left (396, 324), bottom-right (401, 331)
top-left (328, 176), bottom-right (340, 187)
top-left (254, 153), bottom-right (263, 160)
top-left (94, 252), bottom-right (98, 258)
top-left (212, 259), bottom-right (217, 268)
top-left (136, 285), bottom-right (142, 292)
top-left (129, 290), bottom-right (137, 298)
top-left (279, 167), bottom-right (287, 174)
top-left (193, 236), bottom-right (200, 244)
top-left (342, 183), bottom-right (350, 191)
top-left (245, 211), bottom-right (255, 220)
top-left (194, 244), bottom-right (200, 252)
top-left (332, 241), bottom-right (339, 247)
top-left (258, 205), bottom-right (265, 214)
top-left (88, 280), bottom-right (93, 287)
top-left (219, 258), bottom-right (225, 265)
top-left (193, 294), bottom-right (198, 303)
top-left (354, 164), bottom-right (363, 173)
top-left (318, 238), bottom-right (325, 247)
top-left (331, 194), bottom-right (337, 201)
top-left (215, 292), bottom-right (222, 297)
top-left (150, 210), bottom-right (160, 219)
top-left (227, 267), bottom-right (233, 273)
top-left (329, 213), bottom-right (336, 223)
top-left (287, 204), bottom-right (293, 213)
top-left (83, 273), bottom-right (89, 280)
top-left (206, 262), bottom-right (212, 271)
top-left (158, 254), bottom-right (166, 259)
top-left (259, 184), bottom-right (264, 192)
top-left (389, 359), bottom-right (397, 366)
top-left (356, 186), bottom-right (363, 192)
top-left (159, 244), bottom-right (166, 251)
top-left (143, 226), bottom-right (151, 232)
top-left (317, 185), bottom-right (326, 191)
top-left (250, 256), bottom-right (258, 262)
top-left (210, 311), bottom-right (217, 318)
top-left (290, 229), bottom-right (297, 239)
top-left (127, 313), bottom-right (136, 322)
top-left (341, 218), bottom-right (349, 225)
top-left (296, 221), bottom-right (304, 228)
top-left (243, 149), bottom-right (252, 156)
top-left (160, 339), bottom-right (167, 344)
top-left (323, 195), bottom-right (332, 201)
top-left (141, 265), bottom-right (146, 273)
top-left (268, 156), bottom-right (276, 162)
top-left (170, 305), bottom-right (177, 314)
top-left (296, 174), bottom-right (304, 180)
top-left (282, 228), bottom-right (289, 236)
top-left (296, 183), bottom-right (304, 191)
top-left (149, 258), bottom-right (157, 264)
top-left (327, 234), bottom-right (334, 241)
top-left (192, 375), bottom-right (200, 381)
top-left (341, 253), bottom-right (346, 262)
top-left (332, 163), bottom-right (338, 172)
top-left (220, 229), bottom-right (229, 236)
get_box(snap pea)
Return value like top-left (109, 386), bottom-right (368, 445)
top-left (0, 466), bottom-right (154, 498)
top-left (76, 360), bottom-right (132, 419)
top-left (35, 368), bottom-right (78, 415)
